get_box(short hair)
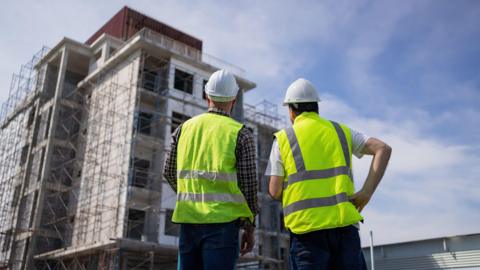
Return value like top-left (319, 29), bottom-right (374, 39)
top-left (288, 102), bottom-right (319, 115)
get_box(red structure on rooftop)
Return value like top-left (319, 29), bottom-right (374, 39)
top-left (86, 6), bottom-right (203, 51)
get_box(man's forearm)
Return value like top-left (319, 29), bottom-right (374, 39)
top-left (236, 127), bottom-right (259, 217)
top-left (362, 143), bottom-right (392, 196)
top-left (269, 175), bottom-right (284, 201)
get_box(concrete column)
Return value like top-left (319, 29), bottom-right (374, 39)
top-left (231, 89), bottom-right (244, 123)
top-left (24, 46), bottom-right (69, 269)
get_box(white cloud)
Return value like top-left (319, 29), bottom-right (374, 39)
top-left (319, 94), bottom-right (480, 245)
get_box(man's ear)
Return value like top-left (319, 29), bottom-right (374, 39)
top-left (288, 107), bottom-right (296, 123)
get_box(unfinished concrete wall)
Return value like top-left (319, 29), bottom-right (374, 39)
top-left (71, 50), bottom-right (140, 247)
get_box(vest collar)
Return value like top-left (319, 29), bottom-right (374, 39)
top-left (293, 112), bottom-right (320, 125)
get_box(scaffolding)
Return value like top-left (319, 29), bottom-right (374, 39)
top-left (244, 100), bottom-right (285, 129)
top-left (0, 47), bottom-right (50, 269)
top-left (0, 39), bottom-right (289, 270)
top-left (29, 49), bottom-right (206, 269)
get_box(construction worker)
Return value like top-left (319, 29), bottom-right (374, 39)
top-left (163, 69), bottom-right (258, 270)
top-left (266, 78), bottom-right (392, 270)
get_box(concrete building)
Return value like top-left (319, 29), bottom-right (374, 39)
top-left (363, 233), bottom-right (480, 270)
top-left (0, 6), bottom-right (289, 270)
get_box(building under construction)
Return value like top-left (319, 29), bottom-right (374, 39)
top-left (0, 6), bottom-right (289, 270)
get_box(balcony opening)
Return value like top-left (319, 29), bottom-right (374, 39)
top-left (202, 79), bottom-right (208, 100)
top-left (141, 56), bottom-right (168, 93)
top-left (27, 107), bottom-right (36, 127)
top-left (126, 209), bottom-right (146, 240)
top-left (280, 213), bottom-right (287, 233)
top-left (164, 209), bottom-right (180, 237)
top-left (108, 46), bottom-right (117, 58)
top-left (20, 144), bottom-right (29, 165)
top-left (142, 70), bottom-right (161, 92)
top-left (132, 158), bottom-right (150, 188)
top-left (270, 204), bottom-right (279, 230)
top-left (137, 112), bottom-right (153, 135)
top-left (171, 112), bottom-right (190, 134)
top-left (94, 50), bottom-right (102, 62)
top-left (280, 247), bottom-right (286, 260)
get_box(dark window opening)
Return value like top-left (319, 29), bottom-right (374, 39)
top-left (202, 79), bottom-right (208, 100)
top-left (20, 144), bottom-right (29, 165)
top-left (280, 213), bottom-right (287, 233)
top-left (94, 50), bottom-right (102, 61)
top-left (32, 115), bottom-right (41, 147)
top-left (21, 238), bottom-right (30, 265)
top-left (109, 46), bottom-right (117, 57)
top-left (132, 158), bottom-right (150, 188)
top-left (142, 69), bottom-right (161, 92)
top-left (2, 229), bottom-right (12, 252)
top-left (171, 112), bottom-right (190, 134)
top-left (12, 185), bottom-right (21, 207)
top-left (29, 191), bottom-right (38, 228)
top-left (141, 57), bottom-right (168, 93)
top-left (44, 107), bottom-right (53, 139)
top-left (258, 173), bottom-right (263, 193)
top-left (37, 148), bottom-right (46, 182)
top-left (137, 112), bottom-right (153, 135)
top-left (164, 209), bottom-right (180, 236)
top-left (127, 209), bottom-right (146, 240)
top-left (174, 69), bottom-right (193, 94)
top-left (27, 108), bottom-right (36, 127)
top-left (270, 237), bottom-right (278, 258)
top-left (270, 205), bottom-right (279, 230)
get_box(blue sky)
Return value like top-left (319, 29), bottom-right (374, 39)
top-left (1, 0), bottom-right (479, 246)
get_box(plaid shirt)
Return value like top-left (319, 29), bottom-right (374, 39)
top-left (163, 107), bottom-right (259, 225)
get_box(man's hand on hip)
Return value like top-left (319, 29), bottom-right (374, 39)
top-left (349, 189), bottom-right (372, 212)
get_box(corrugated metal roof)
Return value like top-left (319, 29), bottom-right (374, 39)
top-left (368, 250), bottom-right (480, 270)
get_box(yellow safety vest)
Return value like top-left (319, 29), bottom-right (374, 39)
top-left (275, 112), bottom-right (363, 234)
top-left (172, 112), bottom-right (253, 224)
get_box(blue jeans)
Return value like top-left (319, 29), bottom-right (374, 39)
top-left (177, 220), bottom-right (240, 270)
top-left (290, 225), bottom-right (367, 270)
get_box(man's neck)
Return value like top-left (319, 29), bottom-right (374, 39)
top-left (208, 107), bottom-right (231, 117)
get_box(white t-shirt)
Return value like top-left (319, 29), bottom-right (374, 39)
top-left (265, 128), bottom-right (369, 177)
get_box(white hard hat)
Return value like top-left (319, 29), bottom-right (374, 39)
top-left (205, 69), bottom-right (239, 102)
top-left (283, 78), bottom-right (321, 105)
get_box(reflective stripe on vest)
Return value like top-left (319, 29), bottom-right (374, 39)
top-left (177, 170), bottom-right (237, 182)
top-left (283, 192), bottom-right (349, 216)
top-left (177, 192), bottom-right (247, 204)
